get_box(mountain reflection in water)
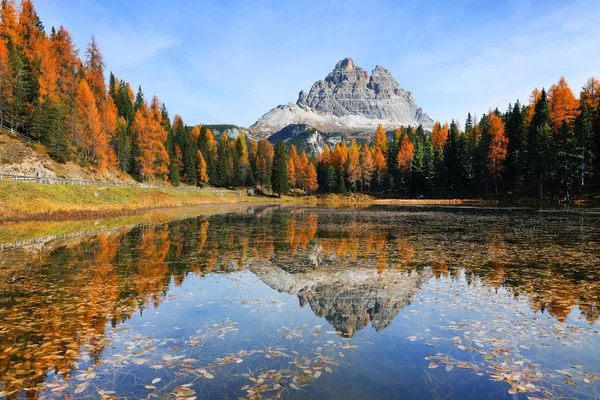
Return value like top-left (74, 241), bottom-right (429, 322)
top-left (0, 205), bottom-right (599, 399)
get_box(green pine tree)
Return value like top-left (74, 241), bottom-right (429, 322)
top-left (528, 89), bottom-right (552, 200)
top-left (271, 140), bottom-right (289, 197)
top-left (573, 101), bottom-right (594, 192)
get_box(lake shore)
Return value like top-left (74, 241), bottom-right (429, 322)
top-left (3, 180), bottom-right (596, 222)
top-left (0, 181), bottom-right (291, 222)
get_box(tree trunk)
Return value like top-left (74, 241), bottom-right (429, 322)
top-left (538, 172), bottom-right (543, 201)
top-left (579, 149), bottom-right (585, 193)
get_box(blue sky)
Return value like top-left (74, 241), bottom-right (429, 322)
top-left (35, 0), bottom-right (600, 127)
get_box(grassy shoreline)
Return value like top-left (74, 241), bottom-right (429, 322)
top-left (2, 181), bottom-right (597, 222)
top-left (0, 181), bottom-right (296, 222)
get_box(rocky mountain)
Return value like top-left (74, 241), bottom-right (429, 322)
top-left (250, 58), bottom-right (434, 137)
top-left (266, 124), bottom-right (342, 156)
top-left (203, 124), bottom-right (254, 140)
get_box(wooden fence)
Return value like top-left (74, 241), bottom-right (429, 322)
top-left (0, 172), bottom-right (204, 191)
top-left (0, 124), bottom-right (39, 145)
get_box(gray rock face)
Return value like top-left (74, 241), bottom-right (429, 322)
top-left (251, 58), bottom-right (434, 136)
top-left (266, 124), bottom-right (342, 157)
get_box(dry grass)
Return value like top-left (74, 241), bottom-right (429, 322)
top-left (0, 181), bottom-right (269, 221)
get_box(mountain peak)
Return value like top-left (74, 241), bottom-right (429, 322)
top-left (334, 57), bottom-right (356, 72)
top-left (251, 58), bottom-right (433, 136)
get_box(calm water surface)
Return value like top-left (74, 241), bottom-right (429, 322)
top-left (1, 205), bottom-right (599, 399)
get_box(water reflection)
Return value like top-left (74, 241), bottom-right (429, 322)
top-left (0, 205), bottom-right (599, 398)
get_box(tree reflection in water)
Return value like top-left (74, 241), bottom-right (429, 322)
top-left (0, 205), bottom-right (599, 398)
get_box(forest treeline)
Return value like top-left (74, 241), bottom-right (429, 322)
top-left (316, 78), bottom-right (599, 200)
top-left (1, 0), bottom-right (599, 199)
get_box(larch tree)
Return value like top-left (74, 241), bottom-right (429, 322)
top-left (131, 106), bottom-right (152, 180)
top-left (287, 157), bottom-right (296, 188)
top-left (396, 134), bottom-right (414, 187)
top-left (548, 77), bottom-right (578, 134)
top-left (197, 149), bottom-right (209, 187)
top-left (304, 163), bottom-right (318, 194)
top-left (347, 140), bottom-right (361, 192)
top-left (431, 122), bottom-right (449, 152)
top-left (374, 148), bottom-right (387, 190)
top-left (148, 96), bottom-right (170, 180)
top-left (487, 112), bottom-right (508, 194)
top-left (75, 79), bottom-right (112, 170)
top-left (298, 151), bottom-right (309, 189)
top-left (131, 100), bottom-right (170, 182)
top-left (0, 1), bottom-right (18, 43)
top-left (331, 143), bottom-right (344, 172)
top-left (37, 38), bottom-right (58, 103)
top-left (374, 124), bottom-right (387, 156)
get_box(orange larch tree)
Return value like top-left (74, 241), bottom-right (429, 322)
top-left (149, 96), bottom-right (170, 179)
top-left (548, 77), bottom-right (579, 133)
top-left (133, 101), bottom-right (171, 181)
top-left (331, 143), bottom-right (343, 171)
top-left (431, 122), bottom-right (449, 152)
top-left (374, 124), bottom-right (387, 156)
top-left (526, 88), bottom-right (541, 124)
top-left (396, 134), bottom-right (415, 175)
top-left (189, 126), bottom-right (200, 142)
top-left (197, 150), bottom-right (209, 186)
top-left (0, 1), bottom-right (18, 43)
top-left (347, 139), bottom-right (361, 192)
top-left (99, 96), bottom-right (118, 168)
top-left (17, 0), bottom-right (44, 65)
top-left (304, 163), bottom-right (319, 193)
top-left (319, 144), bottom-right (331, 169)
top-left (132, 104), bottom-right (153, 180)
top-left (75, 79), bottom-right (112, 170)
top-left (487, 111), bottom-right (508, 193)
top-left (373, 148), bottom-right (387, 188)
top-left (38, 38), bottom-right (59, 103)
top-left (287, 158), bottom-right (296, 188)
top-left (298, 151), bottom-right (309, 189)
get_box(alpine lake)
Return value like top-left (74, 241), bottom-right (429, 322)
top-left (1, 204), bottom-right (599, 399)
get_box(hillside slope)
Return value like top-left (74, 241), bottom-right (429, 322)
top-left (0, 131), bottom-right (134, 182)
